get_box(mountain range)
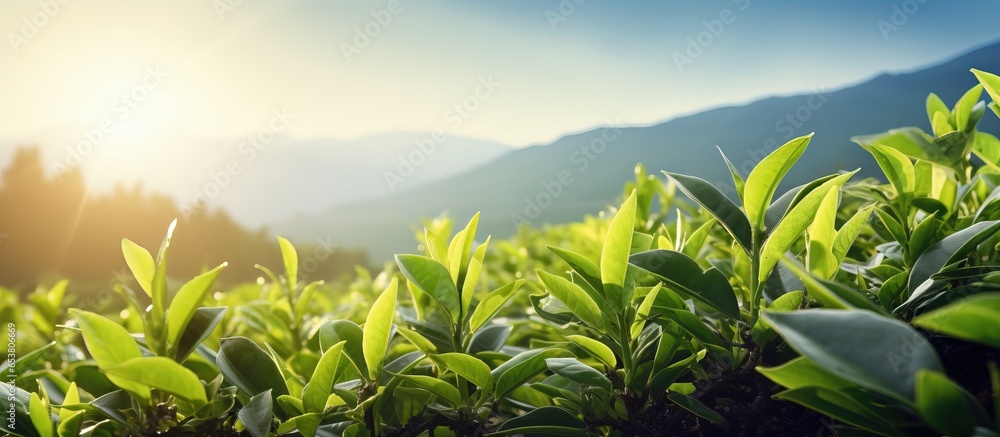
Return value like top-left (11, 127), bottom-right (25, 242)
top-left (0, 132), bottom-right (511, 226)
top-left (274, 41), bottom-right (1000, 261)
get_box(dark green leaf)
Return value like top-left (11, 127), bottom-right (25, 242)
top-left (217, 337), bottom-right (289, 402)
top-left (665, 392), bottom-right (726, 425)
top-left (487, 406), bottom-right (587, 437)
top-left (238, 389), bottom-right (274, 437)
top-left (545, 358), bottom-right (611, 391)
top-left (629, 249), bottom-right (740, 320)
top-left (663, 171), bottom-right (752, 252)
top-left (395, 254), bottom-right (460, 324)
top-left (764, 309), bottom-right (943, 403)
top-left (909, 220), bottom-right (1000, 295)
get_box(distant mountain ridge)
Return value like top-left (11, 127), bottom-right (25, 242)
top-left (274, 41), bottom-right (1000, 261)
top-left (0, 131), bottom-right (512, 226)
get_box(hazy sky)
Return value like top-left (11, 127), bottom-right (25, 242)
top-left (2, 0), bottom-right (999, 147)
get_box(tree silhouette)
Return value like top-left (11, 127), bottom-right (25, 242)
top-left (0, 146), bottom-right (368, 295)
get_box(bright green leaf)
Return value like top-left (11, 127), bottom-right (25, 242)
top-left (166, 262), bottom-right (226, 357)
top-left (104, 356), bottom-right (207, 407)
top-left (745, 134), bottom-right (813, 231)
top-left (363, 278), bottom-right (397, 380)
top-left (302, 341), bottom-right (345, 413)
top-left (537, 270), bottom-right (604, 330)
top-left (121, 239), bottom-right (154, 297)
top-left (430, 353), bottom-right (494, 390)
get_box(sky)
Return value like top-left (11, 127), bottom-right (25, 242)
top-left (1, 0), bottom-right (999, 149)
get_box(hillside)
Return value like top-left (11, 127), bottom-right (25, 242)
top-left (278, 42), bottom-right (1000, 260)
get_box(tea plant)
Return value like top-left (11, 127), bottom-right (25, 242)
top-left (3, 69), bottom-right (1000, 437)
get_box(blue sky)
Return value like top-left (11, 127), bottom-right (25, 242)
top-left (1, 0), bottom-right (999, 147)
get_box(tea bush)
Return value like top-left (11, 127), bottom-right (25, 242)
top-left (3, 68), bottom-right (1000, 436)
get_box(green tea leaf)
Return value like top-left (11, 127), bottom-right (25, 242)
top-left (663, 171), bottom-right (753, 252)
top-left (462, 236), bottom-right (490, 315)
top-left (166, 262), bottom-right (226, 357)
top-left (105, 357), bottom-right (207, 407)
top-left (852, 127), bottom-right (943, 164)
top-left (430, 353), bottom-right (493, 390)
top-left (545, 357), bottom-right (611, 391)
top-left (0, 342), bottom-right (55, 376)
top-left (874, 207), bottom-right (908, 245)
top-left (546, 246), bottom-right (604, 300)
top-left (277, 413), bottom-right (322, 437)
top-left (238, 389), bottom-right (274, 437)
top-left (973, 68), bottom-right (1000, 106)
top-left (774, 387), bottom-right (897, 435)
top-left (916, 370), bottom-right (989, 436)
top-left (121, 238), bottom-right (154, 297)
top-left (174, 307), bottom-right (227, 362)
top-left (69, 309), bottom-right (150, 403)
top-left (396, 254), bottom-right (460, 324)
top-left (757, 356), bottom-right (855, 391)
top-left (536, 270), bottom-right (604, 330)
top-left (217, 337), bottom-right (289, 402)
top-left (764, 309), bottom-right (943, 403)
top-left (953, 84), bottom-right (984, 132)
top-left (302, 341), bottom-right (345, 413)
top-left (363, 278), bottom-right (397, 381)
top-left (745, 134), bottom-right (813, 231)
top-left (447, 213), bottom-right (480, 286)
top-left (492, 348), bottom-right (572, 400)
top-left (629, 249), bottom-right (740, 320)
top-left (487, 406), bottom-right (587, 436)
top-left (909, 220), bottom-right (1000, 295)
top-left (781, 259), bottom-right (887, 315)
top-left (149, 219), bottom-right (177, 354)
top-left (28, 393), bottom-right (52, 437)
top-left (865, 142), bottom-right (915, 195)
top-left (565, 335), bottom-right (616, 369)
top-left (832, 205), bottom-right (874, 266)
top-left (665, 392), bottom-right (726, 425)
top-left (318, 320), bottom-right (368, 379)
top-left (469, 280), bottom-right (523, 333)
top-left (913, 293), bottom-right (1000, 349)
top-left (601, 190), bottom-right (637, 304)
top-left (277, 236), bottom-right (298, 289)
top-left (718, 147), bottom-right (746, 202)
top-left (807, 187), bottom-right (839, 278)
top-left (396, 326), bottom-right (437, 354)
top-left (394, 373), bottom-right (461, 407)
top-left (926, 93), bottom-right (950, 127)
top-left (908, 212), bottom-right (940, 260)
top-left (759, 172), bottom-right (855, 282)
top-left (424, 227), bottom-right (450, 262)
top-left (631, 283), bottom-right (660, 340)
